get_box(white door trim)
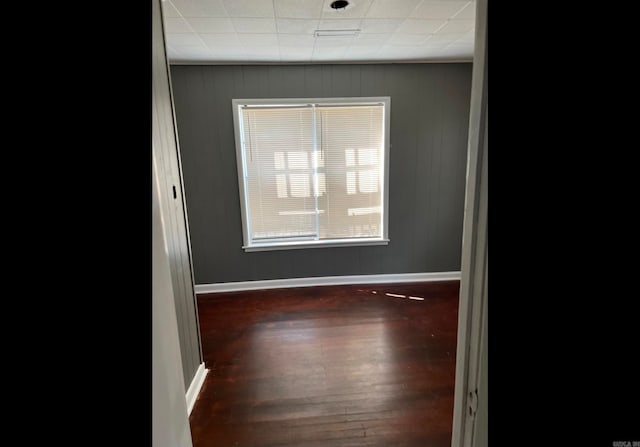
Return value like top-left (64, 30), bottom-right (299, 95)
top-left (451, 0), bottom-right (488, 446)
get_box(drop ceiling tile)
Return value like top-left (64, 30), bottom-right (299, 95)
top-left (420, 42), bottom-right (446, 51)
top-left (440, 46), bottom-right (473, 58)
top-left (438, 19), bottom-right (474, 34)
top-left (359, 19), bottom-right (403, 34)
top-left (199, 33), bottom-right (242, 48)
top-left (446, 42), bottom-right (473, 50)
top-left (166, 47), bottom-right (180, 60)
top-left (172, 45), bottom-right (214, 60)
top-left (210, 46), bottom-right (248, 58)
top-left (345, 52), bottom-right (381, 61)
top-left (186, 17), bottom-right (235, 33)
top-left (244, 47), bottom-right (281, 59)
top-left (171, 0), bottom-right (227, 18)
top-left (312, 46), bottom-right (348, 60)
top-left (366, 0), bottom-right (422, 19)
top-left (321, 0), bottom-right (373, 19)
top-left (314, 37), bottom-right (354, 47)
top-left (396, 19), bottom-right (446, 34)
top-left (274, 0), bottom-right (324, 19)
top-left (318, 19), bottom-right (362, 30)
top-left (279, 54), bottom-right (311, 62)
top-left (279, 45), bottom-right (314, 59)
top-left (314, 38), bottom-right (351, 50)
top-left (162, 1), bottom-right (181, 18)
top-left (388, 33), bottom-right (428, 45)
top-left (208, 45), bottom-right (245, 53)
top-left (232, 18), bottom-right (277, 33)
top-left (166, 33), bottom-right (203, 46)
top-left (222, 0), bottom-right (275, 18)
top-left (351, 34), bottom-right (389, 45)
top-left (238, 33), bottom-right (279, 46)
top-left (376, 45), bottom-right (426, 58)
top-left (454, 2), bottom-right (476, 19)
top-left (456, 30), bottom-right (475, 43)
top-left (424, 33), bottom-right (465, 44)
top-left (411, 1), bottom-right (468, 19)
top-left (276, 18), bottom-right (320, 34)
top-left (278, 34), bottom-right (316, 46)
top-left (345, 45), bottom-right (381, 57)
top-left (165, 18), bottom-right (192, 33)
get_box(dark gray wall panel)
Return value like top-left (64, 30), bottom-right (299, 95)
top-left (171, 63), bottom-right (472, 284)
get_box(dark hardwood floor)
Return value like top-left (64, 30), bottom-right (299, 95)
top-left (190, 281), bottom-right (459, 447)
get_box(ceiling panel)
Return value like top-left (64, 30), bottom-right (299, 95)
top-left (411, 1), bottom-right (469, 19)
top-left (280, 45), bottom-right (314, 60)
top-left (359, 19), bottom-right (403, 34)
top-left (351, 34), bottom-right (389, 45)
top-left (186, 18), bottom-right (235, 33)
top-left (274, 0), bottom-right (324, 19)
top-left (396, 19), bottom-right (446, 34)
top-left (438, 19), bottom-right (474, 34)
top-left (345, 45), bottom-right (381, 55)
top-left (318, 18), bottom-right (362, 30)
top-left (313, 46), bottom-right (348, 61)
top-left (366, 0), bottom-right (423, 19)
top-left (244, 48), bottom-right (281, 60)
top-left (238, 33), bottom-right (280, 46)
top-left (425, 33), bottom-right (465, 44)
top-left (199, 33), bottom-right (242, 48)
top-left (161, 1), bottom-right (181, 18)
top-left (276, 18), bottom-right (321, 34)
top-left (166, 33), bottom-right (203, 46)
top-left (163, 0), bottom-right (476, 63)
top-left (170, 0), bottom-right (227, 18)
top-left (454, 2), bottom-right (476, 19)
top-left (222, 0), bottom-right (275, 18)
top-left (456, 30), bottom-right (475, 43)
top-left (388, 33), bottom-right (428, 45)
top-left (278, 34), bottom-right (316, 46)
top-left (164, 17), bottom-right (192, 33)
top-left (232, 18), bottom-right (278, 33)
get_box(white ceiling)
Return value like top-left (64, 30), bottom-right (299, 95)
top-left (162, 0), bottom-right (476, 64)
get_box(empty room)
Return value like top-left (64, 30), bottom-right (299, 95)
top-left (151, 0), bottom-right (488, 446)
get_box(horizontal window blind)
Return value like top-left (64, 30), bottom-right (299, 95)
top-left (317, 105), bottom-right (384, 239)
top-left (241, 106), bottom-right (316, 240)
top-left (236, 99), bottom-right (388, 248)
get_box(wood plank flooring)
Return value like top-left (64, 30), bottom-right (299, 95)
top-left (190, 281), bottom-right (459, 447)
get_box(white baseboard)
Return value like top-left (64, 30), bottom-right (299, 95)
top-left (185, 362), bottom-right (208, 415)
top-left (195, 271), bottom-right (460, 294)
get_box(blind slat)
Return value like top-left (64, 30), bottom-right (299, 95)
top-left (240, 102), bottom-right (385, 243)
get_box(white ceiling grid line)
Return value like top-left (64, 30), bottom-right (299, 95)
top-left (162, 0), bottom-right (476, 63)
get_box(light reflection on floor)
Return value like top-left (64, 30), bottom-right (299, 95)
top-left (359, 289), bottom-right (425, 301)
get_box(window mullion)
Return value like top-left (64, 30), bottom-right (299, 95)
top-left (312, 104), bottom-right (320, 241)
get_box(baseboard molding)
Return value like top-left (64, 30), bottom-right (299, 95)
top-left (185, 362), bottom-right (208, 415)
top-left (195, 271), bottom-right (461, 294)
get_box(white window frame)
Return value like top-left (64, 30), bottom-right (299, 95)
top-left (232, 97), bottom-right (391, 252)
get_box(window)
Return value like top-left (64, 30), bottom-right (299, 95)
top-left (232, 97), bottom-right (390, 251)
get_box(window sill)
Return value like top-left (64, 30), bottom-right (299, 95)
top-left (243, 238), bottom-right (390, 252)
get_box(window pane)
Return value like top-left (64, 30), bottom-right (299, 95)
top-left (317, 105), bottom-right (384, 239)
top-left (242, 107), bottom-right (317, 240)
top-left (236, 100), bottom-right (387, 247)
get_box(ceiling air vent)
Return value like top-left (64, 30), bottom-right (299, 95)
top-left (314, 29), bottom-right (360, 38)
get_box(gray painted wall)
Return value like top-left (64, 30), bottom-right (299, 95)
top-left (170, 63), bottom-right (472, 284)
